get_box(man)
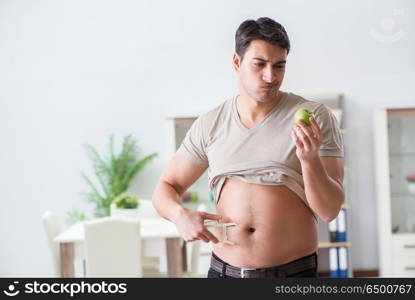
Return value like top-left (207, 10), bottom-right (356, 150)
top-left (152, 17), bottom-right (344, 278)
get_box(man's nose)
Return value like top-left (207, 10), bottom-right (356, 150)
top-left (262, 66), bottom-right (276, 83)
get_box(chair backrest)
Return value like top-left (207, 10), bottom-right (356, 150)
top-left (42, 211), bottom-right (61, 277)
top-left (188, 203), bottom-right (208, 276)
top-left (84, 216), bottom-right (142, 277)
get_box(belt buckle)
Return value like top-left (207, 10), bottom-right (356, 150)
top-left (240, 267), bottom-right (256, 278)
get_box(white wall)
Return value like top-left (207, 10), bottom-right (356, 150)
top-left (1, 0), bottom-right (414, 276)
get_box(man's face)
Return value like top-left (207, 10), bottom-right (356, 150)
top-left (233, 39), bottom-right (287, 103)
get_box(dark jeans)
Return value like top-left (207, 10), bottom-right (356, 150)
top-left (207, 252), bottom-right (318, 278)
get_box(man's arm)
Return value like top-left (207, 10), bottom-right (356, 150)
top-left (152, 154), bottom-right (220, 243)
top-left (291, 116), bottom-right (345, 223)
top-left (301, 156), bottom-right (344, 223)
top-left (152, 154), bottom-right (206, 222)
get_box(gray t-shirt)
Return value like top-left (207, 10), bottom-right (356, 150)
top-left (176, 92), bottom-right (344, 222)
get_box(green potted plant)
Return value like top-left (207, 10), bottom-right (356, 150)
top-left (189, 191), bottom-right (199, 203)
top-left (66, 134), bottom-right (157, 224)
top-left (406, 173), bottom-right (415, 194)
top-left (110, 194), bottom-right (140, 219)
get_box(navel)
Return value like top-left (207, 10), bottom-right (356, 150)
top-left (248, 227), bottom-right (256, 233)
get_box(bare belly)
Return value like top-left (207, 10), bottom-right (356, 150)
top-left (211, 177), bottom-right (318, 268)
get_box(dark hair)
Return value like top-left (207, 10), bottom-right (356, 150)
top-left (235, 17), bottom-right (290, 61)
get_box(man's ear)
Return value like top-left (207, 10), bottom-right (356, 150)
top-left (232, 52), bottom-right (241, 72)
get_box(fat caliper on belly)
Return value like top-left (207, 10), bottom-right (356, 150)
top-left (204, 220), bottom-right (238, 245)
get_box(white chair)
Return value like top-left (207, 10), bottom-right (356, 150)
top-left (84, 217), bottom-right (142, 277)
top-left (137, 201), bottom-right (209, 277)
top-left (138, 200), bottom-right (166, 273)
top-left (111, 199), bottom-right (164, 275)
top-left (42, 211), bottom-right (61, 277)
top-left (184, 203), bottom-right (211, 277)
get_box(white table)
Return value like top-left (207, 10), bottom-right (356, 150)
top-left (54, 218), bottom-right (185, 277)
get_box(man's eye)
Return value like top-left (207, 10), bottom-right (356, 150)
top-left (275, 65), bottom-right (285, 69)
top-left (254, 63), bottom-right (264, 67)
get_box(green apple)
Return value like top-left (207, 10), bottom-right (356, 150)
top-left (294, 108), bottom-right (313, 126)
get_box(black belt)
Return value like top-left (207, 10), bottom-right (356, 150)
top-left (210, 252), bottom-right (317, 278)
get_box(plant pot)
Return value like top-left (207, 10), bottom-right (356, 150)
top-left (408, 183), bottom-right (415, 195)
top-left (110, 204), bottom-right (139, 219)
